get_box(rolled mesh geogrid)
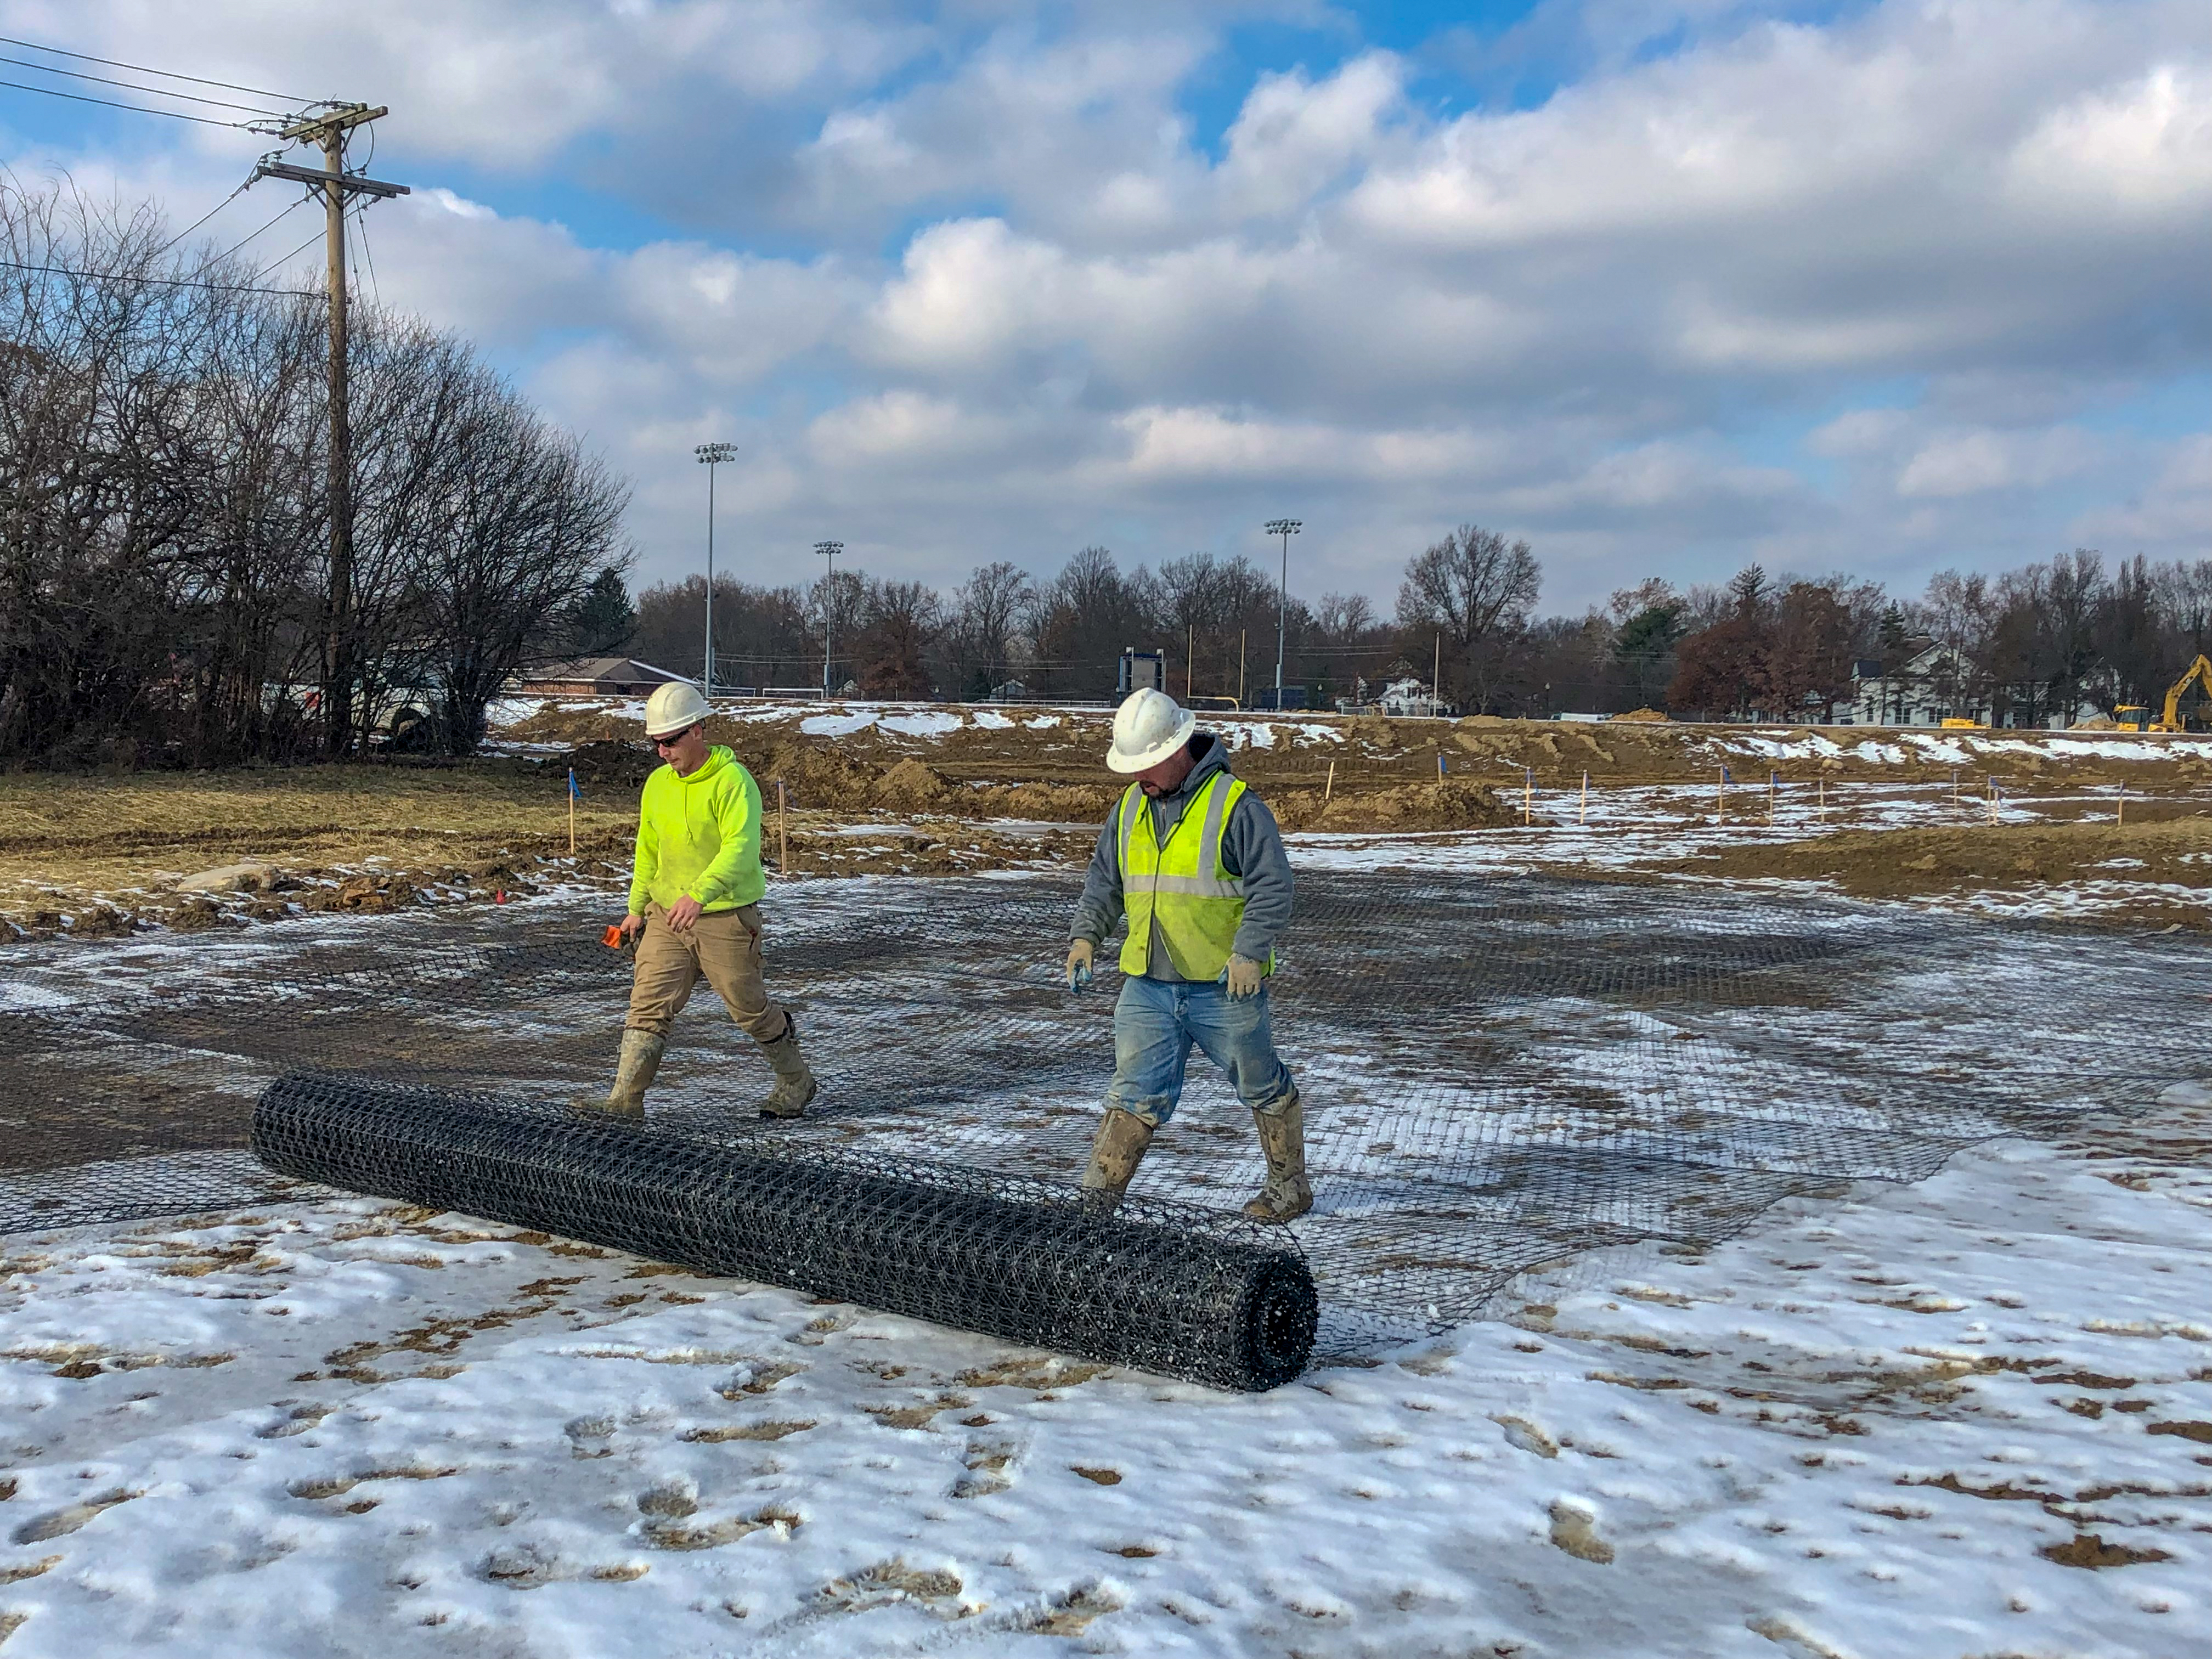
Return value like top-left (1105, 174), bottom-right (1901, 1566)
top-left (252, 1071), bottom-right (1316, 1391)
top-left (3, 869), bottom-right (2207, 1364)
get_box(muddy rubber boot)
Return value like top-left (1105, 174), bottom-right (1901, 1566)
top-left (572, 1029), bottom-right (663, 1121)
top-left (1077, 1107), bottom-right (1155, 1209)
top-left (757, 1013), bottom-right (817, 1119)
top-left (1244, 1090), bottom-right (1312, 1223)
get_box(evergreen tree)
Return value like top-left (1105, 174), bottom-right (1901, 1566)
top-left (574, 568), bottom-right (637, 655)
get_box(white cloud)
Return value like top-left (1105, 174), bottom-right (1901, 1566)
top-left (2006, 65), bottom-right (2212, 213)
top-left (1894, 426), bottom-right (2099, 499)
top-left (1895, 431), bottom-right (2018, 498)
top-left (1218, 54), bottom-right (1406, 218)
top-left (2, 0), bottom-right (2202, 610)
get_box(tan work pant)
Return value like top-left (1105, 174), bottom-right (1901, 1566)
top-left (625, 903), bottom-right (789, 1045)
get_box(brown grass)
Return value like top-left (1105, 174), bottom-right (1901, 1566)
top-left (0, 763), bottom-right (631, 914)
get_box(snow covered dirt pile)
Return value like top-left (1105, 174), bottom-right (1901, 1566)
top-left (495, 695), bottom-right (2212, 791)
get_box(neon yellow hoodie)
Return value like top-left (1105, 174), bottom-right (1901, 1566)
top-left (626, 745), bottom-right (766, 915)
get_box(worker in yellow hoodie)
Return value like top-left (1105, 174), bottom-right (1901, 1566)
top-left (577, 681), bottom-right (816, 1120)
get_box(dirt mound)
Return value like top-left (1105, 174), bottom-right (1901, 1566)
top-left (873, 758), bottom-right (957, 811)
top-left (1277, 780), bottom-right (1511, 833)
top-left (1335, 715), bottom-right (1411, 752)
top-left (752, 743), bottom-right (881, 811)
top-left (555, 740), bottom-right (656, 791)
top-left (979, 781), bottom-right (1120, 822)
top-left (1650, 815), bottom-right (2212, 923)
top-left (505, 704), bottom-right (645, 745)
top-left (1609, 707), bottom-right (1670, 723)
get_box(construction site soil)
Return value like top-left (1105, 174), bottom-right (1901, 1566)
top-left (3, 701), bottom-right (2207, 939)
top-left (1635, 817), bottom-right (2212, 923)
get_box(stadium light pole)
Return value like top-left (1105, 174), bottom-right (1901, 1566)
top-left (815, 541), bottom-right (844, 698)
top-left (695, 443), bottom-right (738, 694)
top-left (1264, 518), bottom-right (1301, 708)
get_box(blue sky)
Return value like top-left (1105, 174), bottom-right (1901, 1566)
top-left (0, 0), bottom-right (2203, 613)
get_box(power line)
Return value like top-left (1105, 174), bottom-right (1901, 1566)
top-left (150, 177), bottom-right (255, 258)
top-left (0, 52), bottom-right (286, 116)
top-left (250, 225), bottom-right (327, 284)
top-left (196, 194), bottom-right (311, 274)
top-left (0, 254), bottom-right (317, 297)
top-left (0, 34), bottom-right (311, 103)
top-left (0, 75), bottom-right (257, 128)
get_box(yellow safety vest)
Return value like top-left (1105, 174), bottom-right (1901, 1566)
top-left (1117, 772), bottom-right (1267, 981)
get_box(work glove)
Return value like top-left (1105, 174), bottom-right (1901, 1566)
top-left (1065, 938), bottom-right (1094, 992)
top-left (1223, 955), bottom-right (1265, 1000)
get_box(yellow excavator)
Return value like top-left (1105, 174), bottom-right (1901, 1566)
top-left (2115, 653), bottom-right (2212, 732)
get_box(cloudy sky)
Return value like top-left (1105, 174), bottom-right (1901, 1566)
top-left (1, 0), bottom-right (2204, 612)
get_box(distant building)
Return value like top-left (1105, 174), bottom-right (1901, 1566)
top-left (1336, 676), bottom-right (1452, 718)
top-left (518, 657), bottom-right (694, 697)
top-left (1849, 644), bottom-right (1971, 726)
top-left (1847, 645), bottom-right (2104, 729)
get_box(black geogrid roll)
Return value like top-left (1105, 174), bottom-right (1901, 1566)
top-left (251, 1070), bottom-right (1318, 1392)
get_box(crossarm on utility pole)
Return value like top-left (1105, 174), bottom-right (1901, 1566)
top-left (253, 160), bottom-right (408, 199)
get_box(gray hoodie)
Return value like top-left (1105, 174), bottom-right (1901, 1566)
top-left (1069, 732), bottom-right (1294, 979)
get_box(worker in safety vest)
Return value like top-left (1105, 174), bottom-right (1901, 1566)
top-left (1065, 687), bottom-right (1308, 1221)
top-left (575, 681), bottom-right (816, 1120)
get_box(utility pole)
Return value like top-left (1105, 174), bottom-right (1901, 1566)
top-left (1264, 519), bottom-right (1300, 709)
top-left (256, 107), bottom-right (407, 755)
top-left (815, 542), bottom-right (843, 697)
top-left (695, 444), bottom-right (738, 694)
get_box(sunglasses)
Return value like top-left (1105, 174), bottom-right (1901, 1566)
top-left (652, 725), bottom-right (699, 750)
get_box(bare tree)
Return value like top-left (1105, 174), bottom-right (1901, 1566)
top-left (0, 174), bottom-right (631, 764)
top-left (403, 364), bottom-right (631, 754)
top-left (855, 579), bottom-right (941, 697)
top-left (1395, 523), bottom-right (1542, 712)
top-left (1027, 545), bottom-right (1152, 698)
top-left (2155, 558), bottom-right (2212, 661)
top-left (807, 567), bottom-right (868, 693)
top-left (946, 560), bottom-right (1031, 697)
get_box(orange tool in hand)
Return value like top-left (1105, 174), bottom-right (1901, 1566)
top-left (602, 923), bottom-right (629, 950)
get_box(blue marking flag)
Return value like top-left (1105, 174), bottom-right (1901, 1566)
top-left (1722, 765), bottom-right (1733, 783)
top-left (568, 768), bottom-right (580, 801)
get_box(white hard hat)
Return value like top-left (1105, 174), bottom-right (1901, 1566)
top-left (644, 680), bottom-right (712, 738)
top-left (1107, 687), bottom-right (1197, 774)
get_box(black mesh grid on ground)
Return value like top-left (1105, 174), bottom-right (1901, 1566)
top-left (3, 869), bottom-right (2207, 1357)
top-left (253, 1071), bottom-right (1317, 1391)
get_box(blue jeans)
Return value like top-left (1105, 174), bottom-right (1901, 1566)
top-left (1105, 977), bottom-right (1295, 1127)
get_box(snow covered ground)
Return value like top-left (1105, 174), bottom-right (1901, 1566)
top-left (1, 1091), bottom-right (2207, 1657)
top-left (4, 721), bottom-right (2209, 1653)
